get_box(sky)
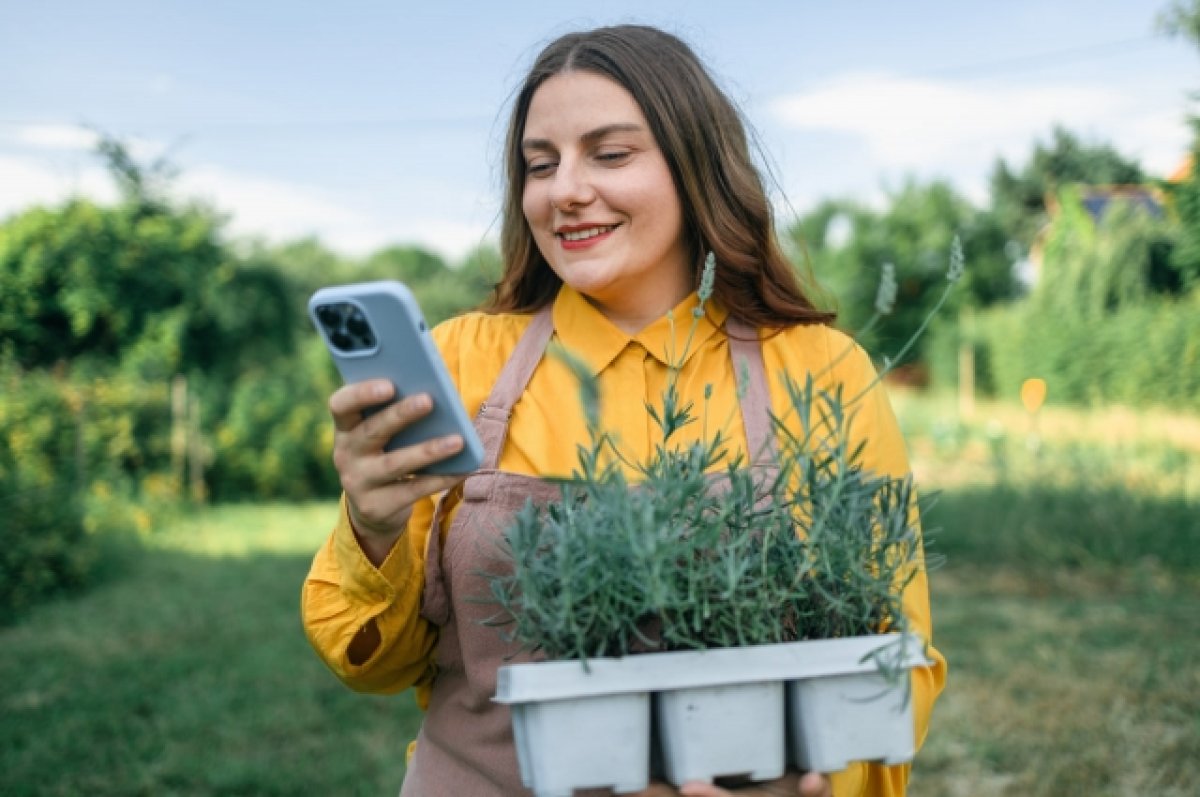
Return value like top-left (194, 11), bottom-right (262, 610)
top-left (1, 1), bottom-right (1196, 262)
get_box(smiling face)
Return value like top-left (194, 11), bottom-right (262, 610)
top-left (520, 70), bottom-right (691, 331)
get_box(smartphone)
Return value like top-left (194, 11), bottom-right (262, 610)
top-left (308, 281), bottom-right (484, 475)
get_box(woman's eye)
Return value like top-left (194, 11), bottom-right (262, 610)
top-left (596, 150), bottom-right (631, 164)
top-left (526, 161), bottom-right (556, 177)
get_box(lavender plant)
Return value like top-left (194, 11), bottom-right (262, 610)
top-left (483, 244), bottom-right (959, 662)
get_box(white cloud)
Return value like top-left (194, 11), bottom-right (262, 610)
top-left (0, 150), bottom-right (491, 261)
top-left (9, 123), bottom-right (169, 162)
top-left (0, 154), bottom-right (116, 219)
top-left (768, 72), bottom-right (1192, 202)
top-left (1116, 108), bottom-right (1193, 176)
top-left (177, 165), bottom-right (492, 260)
top-left (771, 72), bottom-right (1127, 165)
top-left (15, 124), bottom-right (100, 151)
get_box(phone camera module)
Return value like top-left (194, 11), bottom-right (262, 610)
top-left (318, 301), bottom-right (377, 353)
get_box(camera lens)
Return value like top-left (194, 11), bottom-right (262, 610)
top-left (360, 330), bottom-right (376, 349)
top-left (317, 304), bottom-right (342, 329)
top-left (346, 310), bottom-right (370, 337)
top-left (331, 331), bottom-right (354, 351)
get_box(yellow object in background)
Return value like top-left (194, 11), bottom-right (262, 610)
top-left (1021, 378), bottom-right (1047, 414)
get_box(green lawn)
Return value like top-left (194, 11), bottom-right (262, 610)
top-left (913, 566), bottom-right (1199, 796)
top-left (0, 503), bottom-right (421, 797)
top-left (3, 396), bottom-right (1198, 796)
top-left (901, 392), bottom-right (1200, 796)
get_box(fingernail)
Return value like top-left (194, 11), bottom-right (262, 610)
top-left (440, 436), bottom-right (463, 453)
top-left (410, 394), bottom-right (431, 411)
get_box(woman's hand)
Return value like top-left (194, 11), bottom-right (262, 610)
top-left (630, 773), bottom-right (832, 797)
top-left (329, 379), bottom-right (468, 564)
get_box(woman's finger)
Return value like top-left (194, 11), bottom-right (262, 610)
top-left (347, 394), bottom-right (437, 456)
top-left (369, 433), bottom-right (465, 484)
top-left (796, 772), bottom-right (832, 797)
top-left (329, 379), bottom-right (395, 432)
top-left (347, 471), bottom-right (466, 539)
top-left (678, 772), bottom-right (811, 796)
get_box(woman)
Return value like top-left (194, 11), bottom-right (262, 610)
top-left (303, 24), bottom-right (946, 797)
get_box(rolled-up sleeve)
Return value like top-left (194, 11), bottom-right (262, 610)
top-left (301, 490), bottom-right (440, 695)
top-left (301, 315), bottom-right (482, 696)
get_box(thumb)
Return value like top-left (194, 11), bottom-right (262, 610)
top-left (797, 771), bottom-right (832, 797)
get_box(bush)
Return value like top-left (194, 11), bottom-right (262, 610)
top-left (0, 365), bottom-right (190, 621)
top-left (209, 337), bottom-right (340, 501)
top-left (0, 368), bottom-right (93, 623)
top-left (931, 295), bottom-right (1200, 411)
top-left (929, 183), bottom-right (1198, 409)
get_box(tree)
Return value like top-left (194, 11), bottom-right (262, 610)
top-left (1035, 186), bottom-right (1178, 316)
top-left (1158, 0), bottom-right (1200, 290)
top-left (0, 138), bottom-right (296, 383)
top-left (361, 244), bottom-right (449, 284)
top-left (989, 126), bottom-right (1145, 258)
top-left (790, 180), bottom-right (1014, 366)
top-left (1158, 0), bottom-right (1200, 43)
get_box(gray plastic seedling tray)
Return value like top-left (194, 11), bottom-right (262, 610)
top-left (494, 634), bottom-right (931, 796)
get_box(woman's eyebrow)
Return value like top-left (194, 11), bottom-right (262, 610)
top-left (521, 123), bottom-right (645, 152)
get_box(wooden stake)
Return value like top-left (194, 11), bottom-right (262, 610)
top-left (188, 390), bottom-right (206, 504)
top-left (171, 375), bottom-right (187, 497)
top-left (958, 341), bottom-right (975, 421)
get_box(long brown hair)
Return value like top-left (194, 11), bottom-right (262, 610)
top-left (486, 24), bottom-right (835, 329)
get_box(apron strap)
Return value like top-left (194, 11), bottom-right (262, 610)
top-left (725, 316), bottom-right (777, 467)
top-left (474, 306), bottom-right (555, 471)
top-left (423, 305), bottom-right (554, 625)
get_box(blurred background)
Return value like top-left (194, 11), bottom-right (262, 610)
top-left (1, 2), bottom-right (1197, 795)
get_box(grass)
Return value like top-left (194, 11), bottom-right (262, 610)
top-left (2, 395), bottom-right (1198, 796)
top-left (0, 503), bottom-right (420, 797)
top-left (898, 390), bottom-right (1200, 796)
top-left (911, 566), bottom-right (1200, 796)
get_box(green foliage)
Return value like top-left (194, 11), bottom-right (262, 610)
top-left (989, 126), bottom-right (1145, 257)
top-left (1163, 125), bottom-right (1200, 291)
top-left (0, 197), bottom-right (297, 385)
top-left (484, 372), bottom-right (926, 661)
top-left (0, 140), bottom-right (503, 513)
top-left (931, 189), bottom-right (1199, 410)
top-left (971, 295), bottom-right (1200, 411)
top-left (0, 361), bottom-right (187, 622)
top-left (931, 480), bottom-right (1200, 572)
top-left (361, 245), bottom-right (449, 284)
top-left (482, 254), bottom-right (941, 661)
top-left (1157, 0), bottom-right (1200, 44)
top-left (1035, 187), bottom-right (1181, 315)
top-left (792, 182), bottom-right (1015, 368)
top-left (270, 237), bottom-right (497, 326)
top-left (0, 367), bottom-right (93, 624)
top-left (428, 243), bottom-right (502, 324)
top-left (211, 338), bottom-right (341, 501)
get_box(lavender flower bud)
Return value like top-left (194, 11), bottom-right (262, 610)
top-left (947, 235), bottom-right (964, 282)
top-left (698, 252), bottom-right (716, 303)
top-left (875, 262), bottom-right (898, 316)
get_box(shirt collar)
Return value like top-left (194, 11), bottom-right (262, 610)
top-left (551, 285), bottom-right (729, 375)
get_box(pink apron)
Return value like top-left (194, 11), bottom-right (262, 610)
top-left (400, 306), bottom-right (777, 796)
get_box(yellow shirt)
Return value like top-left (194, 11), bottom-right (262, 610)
top-left (302, 285), bottom-right (947, 797)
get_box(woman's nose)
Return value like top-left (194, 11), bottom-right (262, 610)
top-left (548, 158), bottom-right (595, 212)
